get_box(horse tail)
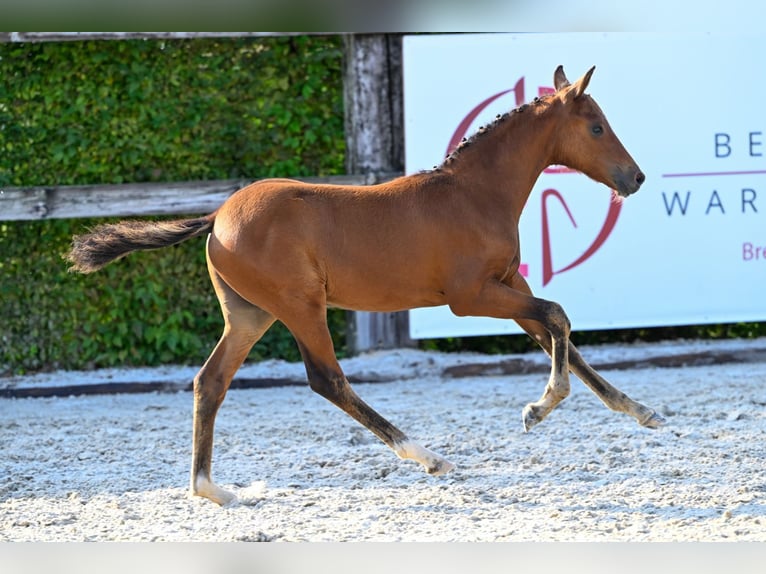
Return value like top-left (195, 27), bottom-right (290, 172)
top-left (66, 214), bottom-right (215, 273)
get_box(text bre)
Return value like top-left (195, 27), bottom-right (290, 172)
top-left (742, 242), bottom-right (766, 261)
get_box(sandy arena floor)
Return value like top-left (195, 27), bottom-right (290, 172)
top-left (1, 342), bottom-right (765, 542)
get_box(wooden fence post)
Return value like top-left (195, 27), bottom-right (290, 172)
top-left (343, 33), bottom-right (414, 354)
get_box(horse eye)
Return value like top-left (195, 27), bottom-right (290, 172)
top-left (591, 124), bottom-right (604, 136)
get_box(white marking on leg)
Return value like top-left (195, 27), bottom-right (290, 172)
top-left (523, 371), bottom-right (570, 431)
top-left (193, 474), bottom-right (238, 506)
top-left (393, 439), bottom-right (455, 475)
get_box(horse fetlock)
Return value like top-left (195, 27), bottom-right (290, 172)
top-left (192, 475), bottom-right (238, 506)
top-left (638, 409), bottom-right (666, 429)
top-left (394, 439), bottom-right (454, 476)
top-left (546, 373), bottom-right (570, 399)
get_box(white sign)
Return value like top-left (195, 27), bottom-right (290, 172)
top-left (403, 33), bottom-right (766, 339)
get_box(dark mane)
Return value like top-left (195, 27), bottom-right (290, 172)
top-left (433, 93), bottom-right (555, 171)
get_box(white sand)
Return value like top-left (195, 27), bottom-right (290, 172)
top-left (1, 342), bottom-right (765, 541)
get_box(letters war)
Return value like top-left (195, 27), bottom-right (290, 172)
top-left (661, 188), bottom-right (758, 216)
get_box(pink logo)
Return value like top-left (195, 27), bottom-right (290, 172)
top-left (447, 78), bottom-right (622, 287)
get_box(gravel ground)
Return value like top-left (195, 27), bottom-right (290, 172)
top-left (1, 344), bottom-right (765, 542)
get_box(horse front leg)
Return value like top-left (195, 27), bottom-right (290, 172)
top-left (507, 272), bottom-right (665, 430)
top-left (516, 300), bottom-right (572, 432)
top-left (448, 278), bottom-right (572, 431)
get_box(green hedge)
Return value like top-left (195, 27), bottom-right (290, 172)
top-left (0, 36), bottom-right (345, 187)
top-left (1, 36), bottom-right (346, 374)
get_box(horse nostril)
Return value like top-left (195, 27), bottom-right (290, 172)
top-left (636, 171), bottom-right (645, 185)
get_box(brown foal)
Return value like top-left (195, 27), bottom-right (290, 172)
top-left (67, 65), bottom-right (664, 505)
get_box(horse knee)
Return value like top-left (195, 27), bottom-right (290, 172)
top-left (543, 300), bottom-right (570, 339)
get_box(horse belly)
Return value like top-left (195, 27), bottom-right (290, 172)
top-left (324, 253), bottom-right (447, 312)
top-left (326, 283), bottom-right (446, 312)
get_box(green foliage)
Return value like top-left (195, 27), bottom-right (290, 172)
top-left (1, 36), bottom-right (346, 374)
top-left (0, 36), bottom-right (345, 187)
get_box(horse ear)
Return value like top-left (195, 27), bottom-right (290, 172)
top-left (572, 66), bottom-right (596, 98)
top-left (559, 65), bottom-right (596, 104)
top-left (553, 65), bottom-right (570, 91)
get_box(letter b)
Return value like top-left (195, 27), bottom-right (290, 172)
top-left (715, 133), bottom-right (731, 158)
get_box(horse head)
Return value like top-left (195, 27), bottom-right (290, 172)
top-left (551, 65), bottom-right (645, 198)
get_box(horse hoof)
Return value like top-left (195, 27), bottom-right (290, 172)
top-left (427, 459), bottom-right (456, 476)
top-left (640, 411), bottom-right (666, 429)
top-left (522, 404), bottom-right (542, 432)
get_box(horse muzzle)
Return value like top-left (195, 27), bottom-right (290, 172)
top-left (612, 166), bottom-right (645, 197)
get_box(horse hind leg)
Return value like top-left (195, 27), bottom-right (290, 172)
top-left (283, 305), bottom-right (455, 476)
top-left (567, 346), bottom-right (665, 429)
top-left (190, 266), bottom-right (275, 506)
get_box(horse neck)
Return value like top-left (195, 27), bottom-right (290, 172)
top-left (446, 103), bottom-right (559, 219)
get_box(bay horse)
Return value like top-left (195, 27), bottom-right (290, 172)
top-left (67, 65), bottom-right (664, 506)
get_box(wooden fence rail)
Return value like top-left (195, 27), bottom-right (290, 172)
top-left (0, 173), bottom-right (402, 221)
